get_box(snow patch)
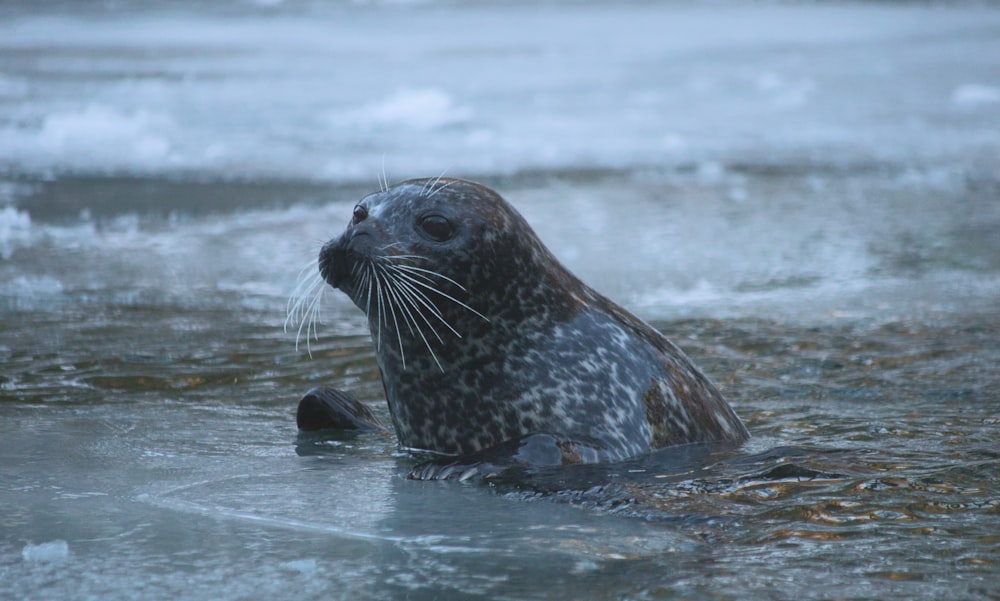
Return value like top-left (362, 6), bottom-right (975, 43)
top-left (1, 104), bottom-right (174, 172)
top-left (21, 540), bottom-right (70, 562)
top-left (951, 84), bottom-right (1000, 107)
top-left (0, 206), bottom-right (33, 260)
top-left (332, 88), bottom-right (472, 130)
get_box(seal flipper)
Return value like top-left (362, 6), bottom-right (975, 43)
top-left (408, 433), bottom-right (609, 481)
top-left (296, 387), bottom-right (383, 432)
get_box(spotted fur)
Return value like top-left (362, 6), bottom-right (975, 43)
top-left (318, 178), bottom-right (748, 465)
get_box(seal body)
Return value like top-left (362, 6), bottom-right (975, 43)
top-left (316, 178), bottom-right (748, 476)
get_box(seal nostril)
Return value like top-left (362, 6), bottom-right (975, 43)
top-left (318, 240), bottom-right (350, 288)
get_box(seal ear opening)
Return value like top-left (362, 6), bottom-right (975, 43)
top-left (296, 387), bottom-right (383, 432)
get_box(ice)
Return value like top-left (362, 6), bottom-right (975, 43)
top-left (333, 88), bottom-right (473, 130)
top-left (0, 3), bottom-right (996, 180)
top-left (21, 541), bottom-right (70, 562)
top-left (279, 559), bottom-right (318, 574)
top-left (0, 1), bottom-right (996, 321)
top-left (9, 104), bottom-right (174, 173)
top-left (0, 206), bottom-right (32, 260)
top-left (1, 275), bottom-right (65, 298)
top-left (951, 84), bottom-right (1000, 107)
top-left (0, 74), bottom-right (29, 97)
top-left (0, 8), bottom-right (998, 601)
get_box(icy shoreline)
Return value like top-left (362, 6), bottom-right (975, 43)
top-left (1, 2), bottom-right (998, 182)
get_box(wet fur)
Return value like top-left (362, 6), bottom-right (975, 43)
top-left (292, 178), bottom-right (749, 478)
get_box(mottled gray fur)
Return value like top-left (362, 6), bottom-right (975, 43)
top-left (318, 178), bottom-right (748, 465)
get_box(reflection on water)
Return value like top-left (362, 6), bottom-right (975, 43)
top-left (2, 164), bottom-right (1000, 601)
top-left (2, 211), bottom-right (998, 598)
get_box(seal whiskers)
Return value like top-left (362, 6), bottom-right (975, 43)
top-left (370, 260), bottom-right (387, 354)
top-left (301, 177), bottom-right (750, 480)
top-left (377, 155), bottom-right (390, 193)
top-left (287, 249), bottom-right (473, 370)
top-left (378, 262), bottom-right (421, 370)
top-left (376, 262), bottom-right (442, 371)
top-left (285, 259), bottom-right (328, 355)
top-left (383, 267), bottom-right (464, 338)
top-left (287, 247), bottom-right (481, 368)
top-left (387, 263), bottom-right (490, 323)
top-left (362, 255), bottom-right (490, 372)
top-left (423, 179), bottom-right (456, 199)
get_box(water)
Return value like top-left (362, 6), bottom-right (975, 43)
top-left (2, 2), bottom-right (999, 600)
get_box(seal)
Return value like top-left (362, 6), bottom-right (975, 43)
top-left (297, 178), bottom-right (749, 480)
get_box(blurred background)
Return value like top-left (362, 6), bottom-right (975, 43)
top-left (1, 0), bottom-right (998, 318)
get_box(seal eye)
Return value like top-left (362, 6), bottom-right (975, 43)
top-left (417, 215), bottom-right (456, 242)
top-left (352, 204), bottom-right (368, 225)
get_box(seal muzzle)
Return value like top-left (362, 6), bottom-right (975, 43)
top-left (318, 237), bottom-right (351, 289)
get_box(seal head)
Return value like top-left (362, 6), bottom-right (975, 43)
top-left (315, 178), bottom-right (748, 478)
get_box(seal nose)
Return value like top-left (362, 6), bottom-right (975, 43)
top-left (318, 238), bottom-right (350, 288)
